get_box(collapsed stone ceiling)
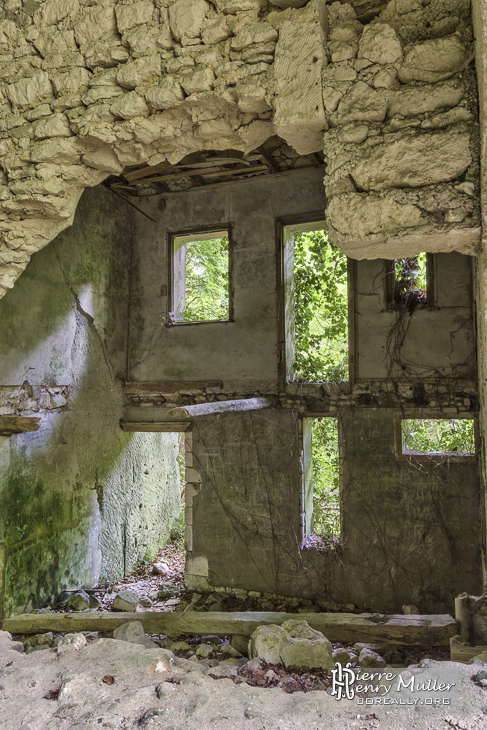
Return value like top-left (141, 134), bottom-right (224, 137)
top-left (0, 0), bottom-right (481, 299)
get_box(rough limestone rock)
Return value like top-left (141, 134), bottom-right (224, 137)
top-left (388, 79), bottom-right (465, 118)
top-left (23, 632), bottom-right (54, 654)
top-left (168, 0), bottom-right (209, 41)
top-left (249, 620), bottom-right (333, 671)
top-left (56, 633), bottom-right (88, 655)
top-left (112, 590), bottom-right (139, 612)
top-left (359, 648), bottom-right (387, 668)
top-left (398, 35), bottom-right (469, 84)
top-left (332, 647), bottom-right (358, 666)
top-left (336, 82), bottom-right (388, 125)
top-left (327, 193), bottom-right (424, 239)
top-left (272, 2), bottom-right (327, 154)
top-left (113, 621), bottom-right (157, 648)
top-left (0, 0), bottom-right (480, 295)
top-left (67, 591), bottom-right (91, 611)
top-left (249, 624), bottom-right (286, 665)
top-left (351, 131), bottom-right (472, 191)
top-left (358, 23), bottom-right (403, 65)
top-left (279, 620), bottom-right (334, 671)
top-left (145, 79), bottom-right (185, 111)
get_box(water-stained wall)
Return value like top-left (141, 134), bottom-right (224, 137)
top-left (0, 185), bottom-right (180, 618)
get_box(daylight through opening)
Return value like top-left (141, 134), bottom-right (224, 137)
top-left (401, 418), bottom-right (475, 456)
top-left (171, 231), bottom-right (230, 323)
top-left (303, 417), bottom-right (340, 540)
top-left (292, 229), bottom-right (348, 382)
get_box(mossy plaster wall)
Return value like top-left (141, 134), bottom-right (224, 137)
top-left (0, 186), bottom-right (180, 618)
top-left (0, 0), bottom-right (482, 300)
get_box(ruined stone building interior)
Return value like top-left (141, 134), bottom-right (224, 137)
top-left (1, 0), bottom-right (487, 724)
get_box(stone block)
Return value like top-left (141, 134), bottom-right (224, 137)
top-left (83, 148), bottom-right (123, 174)
top-left (145, 77), bottom-right (185, 110)
top-left (358, 23), bottom-right (403, 65)
top-left (116, 56), bottom-right (162, 90)
top-left (388, 79), bottom-right (464, 118)
top-left (34, 114), bottom-right (72, 140)
top-left (115, 1), bottom-right (155, 33)
top-left (327, 193), bottom-right (424, 238)
top-left (202, 17), bottom-right (231, 45)
top-left (359, 648), bottom-right (387, 668)
top-left (57, 632), bottom-right (87, 655)
top-left (351, 131), bottom-right (472, 191)
top-left (112, 590), bottom-right (140, 612)
top-left (67, 590), bottom-right (90, 611)
top-left (6, 72), bottom-right (52, 108)
top-left (110, 92), bottom-right (150, 120)
top-left (249, 620), bottom-right (334, 671)
top-left (337, 81), bottom-right (387, 125)
top-left (231, 23), bottom-right (278, 52)
top-left (398, 35), bottom-right (469, 84)
top-left (113, 621), bottom-right (156, 648)
top-left (169, 0), bottom-right (209, 41)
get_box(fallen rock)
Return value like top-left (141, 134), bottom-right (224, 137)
top-left (23, 632), bottom-right (54, 654)
top-left (89, 594), bottom-right (102, 609)
top-left (332, 647), bottom-right (358, 666)
top-left (158, 582), bottom-right (179, 599)
top-left (67, 591), bottom-right (90, 611)
top-left (195, 644), bottom-right (214, 658)
top-left (153, 561), bottom-right (170, 575)
top-left (218, 643), bottom-right (242, 658)
top-left (113, 621), bottom-right (157, 648)
top-left (231, 635), bottom-right (249, 656)
top-left (139, 596), bottom-right (152, 607)
top-left (57, 632), bottom-right (88, 655)
top-left (359, 648), bottom-right (387, 668)
top-left (112, 590), bottom-right (139, 612)
top-left (249, 620), bottom-right (334, 671)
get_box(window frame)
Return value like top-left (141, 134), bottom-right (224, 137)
top-left (384, 253), bottom-right (437, 310)
top-left (394, 412), bottom-right (478, 462)
top-left (167, 224), bottom-right (234, 327)
top-left (300, 415), bottom-right (342, 542)
top-left (277, 214), bottom-right (353, 387)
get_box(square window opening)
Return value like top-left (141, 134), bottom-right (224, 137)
top-left (385, 253), bottom-right (434, 309)
top-left (399, 417), bottom-right (476, 458)
top-left (170, 230), bottom-right (231, 324)
top-left (284, 226), bottom-right (349, 383)
top-left (302, 417), bottom-right (341, 544)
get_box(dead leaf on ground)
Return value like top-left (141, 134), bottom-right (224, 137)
top-left (43, 687), bottom-right (60, 700)
top-left (102, 675), bottom-right (115, 685)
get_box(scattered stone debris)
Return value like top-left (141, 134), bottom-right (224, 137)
top-left (112, 589), bottom-right (140, 612)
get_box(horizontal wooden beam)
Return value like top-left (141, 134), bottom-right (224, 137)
top-left (0, 416), bottom-right (40, 436)
top-left (2, 611), bottom-right (457, 645)
top-left (120, 421), bottom-right (192, 433)
top-left (167, 398), bottom-right (271, 419)
top-left (124, 381), bottom-right (222, 395)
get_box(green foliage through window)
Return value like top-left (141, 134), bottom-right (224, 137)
top-left (175, 236), bottom-right (229, 322)
top-left (311, 418), bottom-right (340, 537)
top-left (293, 230), bottom-right (348, 382)
top-left (402, 418), bottom-right (475, 455)
top-left (292, 229), bottom-right (347, 539)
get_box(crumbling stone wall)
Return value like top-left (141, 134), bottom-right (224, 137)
top-left (323, 0), bottom-right (480, 258)
top-left (0, 0), bottom-right (481, 297)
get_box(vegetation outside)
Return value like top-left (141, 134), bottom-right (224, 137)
top-left (179, 236), bottom-right (230, 322)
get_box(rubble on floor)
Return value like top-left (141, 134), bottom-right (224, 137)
top-left (0, 629), bottom-right (485, 730)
